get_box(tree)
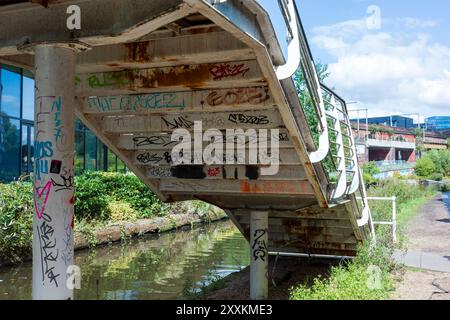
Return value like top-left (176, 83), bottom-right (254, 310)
top-left (293, 63), bottom-right (330, 146)
top-left (292, 63), bottom-right (341, 178)
top-left (0, 112), bottom-right (20, 181)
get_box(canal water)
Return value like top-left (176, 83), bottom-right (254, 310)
top-left (0, 220), bottom-right (250, 300)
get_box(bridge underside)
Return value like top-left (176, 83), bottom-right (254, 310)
top-left (0, 0), bottom-right (375, 299)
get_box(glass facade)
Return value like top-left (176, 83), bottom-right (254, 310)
top-left (0, 63), bottom-right (127, 182)
top-left (426, 116), bottom-right (450, 131)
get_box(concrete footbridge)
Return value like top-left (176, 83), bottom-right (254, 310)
top-left (0, 0), bottom-right (375, 300)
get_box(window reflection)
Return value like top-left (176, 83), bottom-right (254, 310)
top-left (22, 76), bottom-right (35, 120)
top-left (0, 116), bottom-right (20, 181)
top-left (0, 66), bottom-right (21, 118)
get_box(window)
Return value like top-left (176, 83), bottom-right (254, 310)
top-left (21, 124), bottom-right (34, 175)
top-left (117, 158), bottom-right (126, 173)
top-left (0, 66), bottom-right (21, 118)
top-left (22, 76), bottom-right (35, 120)
top-left (97, 141), bottom-right (105, 171)
top-left (0, 116), bottom-right (20, 181)
top-left (85, 129), bottom-right (98, 171)
top-left (107, 149), bottom-right (117, 172)
top-left (75, 120), bottom-right (85, 174)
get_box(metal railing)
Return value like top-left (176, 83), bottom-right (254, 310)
top-left (359, 196), bottom-right (397, 243)
top-left (321, 84), bottom-right (360, 199)
top-left (286, 0), bottom-right (329, 164)
top-left (274, 0), bottom-right (376, 239)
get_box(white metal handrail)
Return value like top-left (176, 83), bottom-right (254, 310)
top-left (276, 0), bottom-right (300, 80)
top-left (288, 2), bottom-right (329, 163)
top-left (320, 85), bottom-right (375, 242)
top-left (356, 167), bottom-right (376, 243)
top-left (363, 196), bottom-right (397, 243)
top-left (326, 96), bottom-right (347, 199)
top-left (321, 84), bottom-right (360, 195)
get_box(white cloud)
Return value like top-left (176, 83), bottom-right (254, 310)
top-left (1, 95), bottom-right (17, 104)
top-left (312, 16), bottom-right (450, 117)
top-left (400, 17), bottom-right (439, 29)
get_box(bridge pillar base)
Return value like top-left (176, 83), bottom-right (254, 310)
top-left (250, 211), bottom-right (269, 300)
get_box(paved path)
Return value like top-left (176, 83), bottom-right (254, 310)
top-left (393, 192), bottom-right (450, 300)
top-left (393, 250), bottom-right (450, 273)
top-left (405, 192), bottom-right (450, 256)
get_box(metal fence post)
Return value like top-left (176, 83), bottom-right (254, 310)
top-left (392, 196), bottom-right (397, 243)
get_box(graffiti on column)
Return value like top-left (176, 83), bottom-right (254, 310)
top-left (36, 211), bottom-right (60, 286)
top-left (34, 96), bottom-right (74, 288)
top-left (61, 207), bottom-right (74, 267)
top-left (252, 229), bottom-right (268, 261)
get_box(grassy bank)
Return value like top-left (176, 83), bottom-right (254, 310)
top-left (290, 178), bottom-right (438, 300)
top-left (0, 172), bottom-right (216, 265)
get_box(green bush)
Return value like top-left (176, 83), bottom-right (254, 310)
top-left (429, 173), bottom-right (444, 181)
top-left (415, 157), bottom-right (436, 177)
top-left (442, 181), bottom-right (450, 192)
top-left (108, 201), bottom-right (138, 222)
top-left (74, 172), bottom-right (112, 220)
top-left (0, 182), bottom-right (33, 264)
top-left (361, 162), bottom-right (380, 187)
top-left (415, 149), bottom-right (450, 179)
top-left (74, 172), bottom-right (168, 221)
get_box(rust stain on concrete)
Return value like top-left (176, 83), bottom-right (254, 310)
top-left (125, 41), bottom-right (152, 62)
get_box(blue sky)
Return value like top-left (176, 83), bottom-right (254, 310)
top-left (261, 0), bottom-right (450, 120)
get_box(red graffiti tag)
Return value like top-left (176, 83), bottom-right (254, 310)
top-left (209, 63), bottom-right (250, 81)
top-left (207, 167), bottom-right (221, 177)
top-left (34, 181), bottom-right (52, 220)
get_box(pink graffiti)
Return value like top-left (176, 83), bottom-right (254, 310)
top-left (34, 181), bottom-right (52, 220)
top-left (208, 167), bottom-right (221, 177)
top-left (210, 63), bottom-right (250, 81)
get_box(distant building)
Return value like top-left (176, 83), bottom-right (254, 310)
top-left (351, 115), bottom-right (416, 129)
top-left (423, 131), bottom-right (448, 151)
top-left (426, 116), bottom-right (450, 131)
top-left (352, 123), bottom-right (416, 164)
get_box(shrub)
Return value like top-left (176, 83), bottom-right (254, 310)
top-left (74, 172), bottom-right (168, 220)
top-left (0, 182), bottom-right (33, 263)
top-left (361, 162), bottom-right (380, 187)
top-left (415, 157), bottom-right (436, 177)
top-left (415, 149), bottom-right (450, 178)
top-left (74, 172), bottom-right (112, 221)
top-left (442, 181), bottom-right (450, 192)
top-left (108, 201), bottom-right (138, 222)
top-left (429, 173), bottom-right (444, 181)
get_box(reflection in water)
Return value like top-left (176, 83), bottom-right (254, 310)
top-left (0, 220), bottom-right (249, 300)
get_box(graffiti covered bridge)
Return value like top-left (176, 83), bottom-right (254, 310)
top-left (0, 0), bottom-right (375, 300)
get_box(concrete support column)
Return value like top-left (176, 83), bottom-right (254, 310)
top-left (32, 45), bottom-right (76, 300)
top-left (250, 211), bottom-right (269, 300)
